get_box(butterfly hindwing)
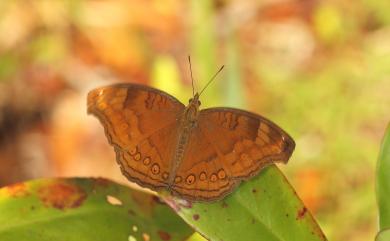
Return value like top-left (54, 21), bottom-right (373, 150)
top-left (115, 122), bottom-right (180, 190)
top-left (170, 125), bottom-right (237, 201)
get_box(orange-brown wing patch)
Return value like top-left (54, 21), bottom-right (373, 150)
top-left (87, 84), bottom-right (185, 189)
top-left (198, 107), bottom-right (295, 180)
top-left (171, 126), bottom-right (238, 201)
top-left (115, 121), bottom-right (180, 190)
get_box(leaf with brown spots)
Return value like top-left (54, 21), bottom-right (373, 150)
top-left (5, 183), bottom-right (29, 198)
top-left (37, 181), bottom-right (87, 210)
top-left (164, 166), bottom-right (327, 241)
top-left (0, 178), bottom-right (192, 241)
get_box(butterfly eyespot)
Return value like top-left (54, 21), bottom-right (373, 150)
top-left (174, 176), bottom-right (182, 183)
top-left (143, 157), bottom-right (151, 165)
top-left (186, 174), bottom-right (196, 185)
top-left (210, 174), bottom-right (218, 182)
top-left (217, 169), bottom-right (226, 179)
top-left (134, 153), bottom-right (141, 161)
top-left (151, 163), bottom-right (160, 174)
top-left (129, 147), bottom-right (138, 155)
top-left (199, 172), bottom-right (207, 181)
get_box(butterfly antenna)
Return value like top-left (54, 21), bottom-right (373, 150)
top-left (188, 56), bottom-right (195, 97)
top-left (199, 65), bottom-right (224, 96)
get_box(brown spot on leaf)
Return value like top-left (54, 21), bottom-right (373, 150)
top-left (193, 214), bottom-right (200, 221)
top-left (38, 182), bottom-right (87, 210)
top-left (128, 209), bottom-right (136, 216)
top-left (296, 207), bottom-right (307, 220)
top-left (93, 178), bottom-right (110, 187)
top-left (6, 182), bottom-right (29, 197)
top-left (142, 233), bottom-right (150, 241)
top-left (152, 195), bottom-right (165, 204)
top-left (158, 230), bottom-right (171, 241)
top-left (252, 188), bottom-right (257, 193)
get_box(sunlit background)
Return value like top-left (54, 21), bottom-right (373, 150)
top-left (0, 1), bottom-right (389, 240)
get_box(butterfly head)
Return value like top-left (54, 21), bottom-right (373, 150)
top-left (186, 93), bottom-right (201, 122)
top-left (188, 93), bottom-right (201, 108)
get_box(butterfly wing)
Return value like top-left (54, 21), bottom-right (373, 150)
top-left (169, 126), bottom-right (235, 201)
top-left (87, 83), bottom-right (185, 190)
top-left (172, 107), bottom-right (295, 201)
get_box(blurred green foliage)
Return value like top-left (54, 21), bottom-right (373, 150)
top-left (377, 124), bottom-right (390, 231)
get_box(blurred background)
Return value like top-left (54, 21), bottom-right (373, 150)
top-left (0, 0), bottom-right (389, 240)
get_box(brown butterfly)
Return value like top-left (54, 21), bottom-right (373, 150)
top-left (87, 66), bottom-right (295, 202)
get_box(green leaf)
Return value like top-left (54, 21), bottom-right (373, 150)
top-left (376, 228), bottom-right (390, 241)
top-left (164, 165), bottom-right (327, 241)
top-left (0, 178), bottom-right (192, 241)
top-left (377, 123), bottom-right (390, 230)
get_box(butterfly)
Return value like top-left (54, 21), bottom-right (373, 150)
top-left (87, 65), bottom-right (295, 202)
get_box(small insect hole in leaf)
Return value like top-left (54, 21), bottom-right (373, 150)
top-left (132, 225), bottom-right (138, 232)
top-left (128, 235), bottom-right (137, 241)
top-left (106, 195), bottom-right (123, 206)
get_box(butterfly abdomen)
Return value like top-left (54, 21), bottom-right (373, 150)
top-left (168, 106), bottom-right (198, 189)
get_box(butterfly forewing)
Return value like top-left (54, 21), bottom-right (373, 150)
top-left (87, 84), bottom-right (185, 189)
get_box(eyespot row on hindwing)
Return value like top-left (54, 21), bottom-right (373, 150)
top-left (128, 146), bottom-right (227, 186)
top-left (174, 169), bottom-right (227, 185)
